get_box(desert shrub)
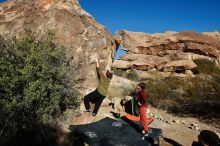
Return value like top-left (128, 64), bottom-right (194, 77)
top-left (145, 77), bottom-right (185, 108)
top-left (193, 59), bottom-right (220, 75)
top-left (112, 68), bottom-right (139, 81)
top-left (125, 70), bottom-right (139, 81)
top-left (145, 78), bottom-right (167, 107)
top-left (183, 76), bottom-right (220, 115)
top-left (145, 75), bottom-right (220, 116)
top-left (112, 67), bottom-right (125, 77)
top-left (0, 33), bottom-right (79, 145)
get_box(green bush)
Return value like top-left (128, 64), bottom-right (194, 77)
top-left (112, 67), bottom-right (125, 77)
top-left (145, 77), bottom-right (184, 108)
top-left (193, 59), bottom-right (220, 75)
top-left (0, 33), bottom-right (79, 144)
top-left (145, 75), bottom-right (220, 116)
top-left (183, 76), bottom-right (220, 115)
top-left (112, 67), bottom-right (139, 81)
top-left (126, 70), bottom-right (139, 81)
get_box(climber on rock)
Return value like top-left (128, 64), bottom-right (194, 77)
top-left (83, 58), bottom-right (113, 116)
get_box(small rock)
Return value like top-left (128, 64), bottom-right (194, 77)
top-left (181, 120), bottom-right (186, 124)
top-left (189, 126), bottom-right (193, 129)
top-left (216, 132), bottom-right (220, 138)
top-left (149, 112), bottom-right (153, 117)
top-left (192, 123), bottom-right (199, 127)
top-left (147, 108), bottom-right (151, 114)
top-left (173, 119), bottom-right (180, 124)
top-left (195, 127), bottom-right (200, 131)
top-left (165, 120), bottom-right (172, 124)
top-left (185, 70), bottom-right (193, 76)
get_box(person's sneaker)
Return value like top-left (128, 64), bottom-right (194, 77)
top-left (83, 109), bottom-right (90, 112)
top-left (142, 133), bottom-right (149, 140)
top-left (141, 132), bottom-right (149, 140)
top-left (142, 129), bottom-right (149, 134)
top-left (143, 133), bottom-right (149, 137)
top-left (92, 113), bottom-right (96, 116)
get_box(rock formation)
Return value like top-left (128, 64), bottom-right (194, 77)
top-left (0, 0), bottom-right (117, 94)
top-left (114, 30), bottom-right (220, 77)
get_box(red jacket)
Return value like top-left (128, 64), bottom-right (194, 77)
top-left (137, 89), bottom-right (147, 108)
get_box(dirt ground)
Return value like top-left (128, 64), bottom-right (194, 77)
top-left (68, 100), bottom-right (220, 146)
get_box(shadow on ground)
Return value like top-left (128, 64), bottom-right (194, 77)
top-left (163, 137), bottom-right (182, 146)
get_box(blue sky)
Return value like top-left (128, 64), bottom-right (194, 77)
top-left (79, 0), bottom-right (220, 34)
top-left (1, 0), bottom-right (219, 58)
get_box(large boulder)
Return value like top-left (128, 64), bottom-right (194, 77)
top-left (114, 30), bottom-right (220, 75)
top-left (112, 60), bottom-right (131, 69)
top-left (0, 0), bottom-right (117, 94)
top-left (162, 59), bottom-right (197, 73)
top-left (137, 70), bottom-right (189, 80)
top-left (112, 59), bottom-right (154, 71)
top-left (116, 30), bottom-right (220, 64)
top-left (203, 31), bottom-right (220, 41)
top-left (120, 54), bottom-right (171, 70)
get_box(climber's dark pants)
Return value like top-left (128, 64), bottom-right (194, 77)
top-left (84, 89), bottom-right (105, 115)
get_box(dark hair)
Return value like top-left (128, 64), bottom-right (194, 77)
top-left (198, 130), bottom-right (220, 146)
top-left (138, 82), bottom-right (146, 89)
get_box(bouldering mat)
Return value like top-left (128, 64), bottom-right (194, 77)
top-left (69, 117), bottom-right (152, 146)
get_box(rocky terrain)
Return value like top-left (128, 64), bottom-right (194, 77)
top-left (113, 30), bottom-right (220, 79)
top-left (0, 0), bottom-right (117, 94)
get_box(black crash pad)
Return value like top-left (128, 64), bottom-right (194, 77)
top-left (70, 117), bottom-right (152, 146)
